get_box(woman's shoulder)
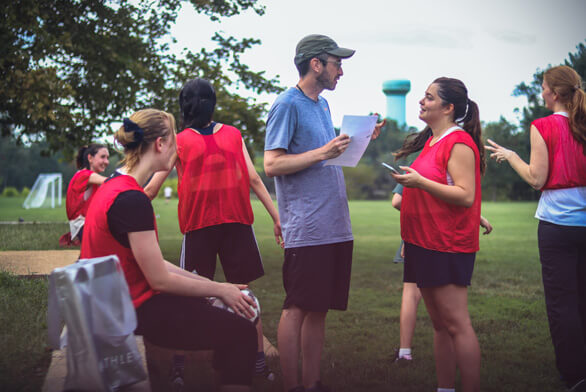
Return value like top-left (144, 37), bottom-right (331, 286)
top-left (75, 168), bottom-right (93, 176)
top-left (214, 124), bottom-right (244, 140)
top-left (70, 169), bottom-right (93, 183)
top-left (442, 130), bottom-right (479, 155)
top-left (217, 123), bottom-right (240, 133)
top-left (446, 128), bottom-right (474, 144)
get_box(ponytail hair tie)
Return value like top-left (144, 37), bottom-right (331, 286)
top-left (123, 118), bottom-right (144, 148)
top-left (574, 84), bottom-right (581, 91)
top-left (456, 100), bottom-right (470, 124)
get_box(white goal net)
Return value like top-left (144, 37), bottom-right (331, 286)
top-left (23, 173), bottom-right (63, 209)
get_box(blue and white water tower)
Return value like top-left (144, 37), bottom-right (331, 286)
top-left (382, 79), bottom-right (411, 126)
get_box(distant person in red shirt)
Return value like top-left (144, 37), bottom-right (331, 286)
top-left (145, 78), bottom-right (282, 380)
top-left (393, 77), bottom-right (486, 392)
top-left (486, 65), bottom-right (586, 392)
top-left (81, 109), bottom-right (258, 392)
top-left (61, 144), bottom-right (109, 245)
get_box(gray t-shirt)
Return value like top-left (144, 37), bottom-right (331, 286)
top-left (265, 88), bottom-right (353, 248)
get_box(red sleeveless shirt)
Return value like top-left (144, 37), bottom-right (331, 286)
top-left (176, 125), bottom-right (254, 234)
top-left (532, 114), bottom-right (586, 190)
top-left (66, 169), bottom-right (99, 220)
top-left (401, 130), bottom-right (481, 253)
top-left (81, 175), bottom-right (157, 308)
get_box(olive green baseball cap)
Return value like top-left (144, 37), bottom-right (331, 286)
top-left (294, 34), bottom-right (355, 66)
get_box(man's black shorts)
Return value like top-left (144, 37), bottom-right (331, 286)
top-left (282, 240), bottom-right (353, 312)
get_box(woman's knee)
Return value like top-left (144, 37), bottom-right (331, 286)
top-left (443, 315), bottom-right (474, 338)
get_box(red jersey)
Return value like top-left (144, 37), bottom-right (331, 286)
top-left (401, 130), bottom-right (482, 253)
top-left (176, 125), bottom-right (254, 234)
top-left (66, 169), bottom-right (99, 220)
top-left (81, 175), bottom-right (157, 308)
top-left (532, 113), bottom-right (586, 190)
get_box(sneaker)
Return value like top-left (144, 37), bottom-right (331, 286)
top-left (169, 366), bottom-right (184, 392)
top-left (307, 381), bottom-right (332, 392)
top-left (393, 348), bottom-right (413, 363)
top-left (256, 364), bottom-right (276, 381)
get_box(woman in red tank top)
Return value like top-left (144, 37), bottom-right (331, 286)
top-left (82, 109), bottom-right (259, 391)
top-left (486, 65), bottom-right (586, 391)
top-left (60, 143), bottom-right (109, 246)
top-left (392, 77), bottom-right (486, 392)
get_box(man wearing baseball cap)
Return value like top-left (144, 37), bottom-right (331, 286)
top-left (264, 34), bottom-right (383, 392)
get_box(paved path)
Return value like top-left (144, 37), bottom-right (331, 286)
top-left (0, 250), bottom-right (79, 275)
top-left (42, 335), bottom-right (152, 392)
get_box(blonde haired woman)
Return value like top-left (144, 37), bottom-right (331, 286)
top-left (486, 65), bottom-right (586, 391)
top-left (81, 109), bottom-right (258, 392)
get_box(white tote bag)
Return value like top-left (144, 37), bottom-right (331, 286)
top-left (48, 255), bottom-right (147, 391)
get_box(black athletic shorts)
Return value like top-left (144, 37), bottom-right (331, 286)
top-left (181, 223), bottom-right (264, 284)
top-left (282, 240), bottom-right (353, 312)
top-left (135, 293), bottom-right (257, 386)
top-left (403, 242), bottom-right (475, 288)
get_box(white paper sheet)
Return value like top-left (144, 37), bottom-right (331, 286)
top-left (324, 115), bottom-right (378, 167)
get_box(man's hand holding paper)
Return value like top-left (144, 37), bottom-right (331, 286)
top-left (324, 115), bottom-right (380, 167)
top-left (320, 133), bottom-right (351, 160)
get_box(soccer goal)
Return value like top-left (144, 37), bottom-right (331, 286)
top-left (23, 173), bottom-right (63, 209)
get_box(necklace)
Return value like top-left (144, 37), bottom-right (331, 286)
top-left (296, 84), bottom-right (317, 102)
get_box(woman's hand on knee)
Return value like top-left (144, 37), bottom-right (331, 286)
top-left (219, 283), bottom-right (257, 319)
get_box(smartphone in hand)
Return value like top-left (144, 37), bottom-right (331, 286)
top-left (382, 162), bottom-right (401, 174)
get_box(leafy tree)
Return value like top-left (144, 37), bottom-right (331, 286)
top-left (343, 165), bottom-right (379, 200)
top-left (481, 117), bottom-right (539, 201)
top-left (0, 134), bottom-right (74, 192)
top-left (1, 0), bottom-right (283, 159)
top-left (0, 134), bottom-right (121, 192)
top-left (153, 33), bottom-right (283, 150)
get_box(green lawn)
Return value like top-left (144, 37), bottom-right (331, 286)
top-left (0, 197), bottom-right (562, 391)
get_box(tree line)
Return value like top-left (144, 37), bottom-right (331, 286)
top-left (1, 1), bottom-right (584, 200)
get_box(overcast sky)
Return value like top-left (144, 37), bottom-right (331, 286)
top-left (171, 0), bottom-right (586, 130)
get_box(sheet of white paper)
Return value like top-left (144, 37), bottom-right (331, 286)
top-left (324, 115), bottom-right (378, 167)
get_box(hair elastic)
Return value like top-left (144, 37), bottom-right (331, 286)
top-left (123, 118), bottom-right (144, 148)
top-left (456, 100), bottom-right (469, 124)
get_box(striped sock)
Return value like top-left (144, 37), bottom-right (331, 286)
top-left (173, 354), bottom-right (185, 370)
top-left (255, 351), bottom-right (266, 374)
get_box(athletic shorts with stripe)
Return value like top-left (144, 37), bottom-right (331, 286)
top-left (181, 222), bottom-right (264, 284)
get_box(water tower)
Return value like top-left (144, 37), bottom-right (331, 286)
top-left (382, 79), bottom-right (411, 126)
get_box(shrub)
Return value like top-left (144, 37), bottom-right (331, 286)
top-left (20, 187), bottom-right (30, 198)
top-left (1, 187), bottom-right (19, 197)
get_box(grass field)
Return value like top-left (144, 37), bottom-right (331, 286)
top-left (0, 197), bottom-right (563, 391)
